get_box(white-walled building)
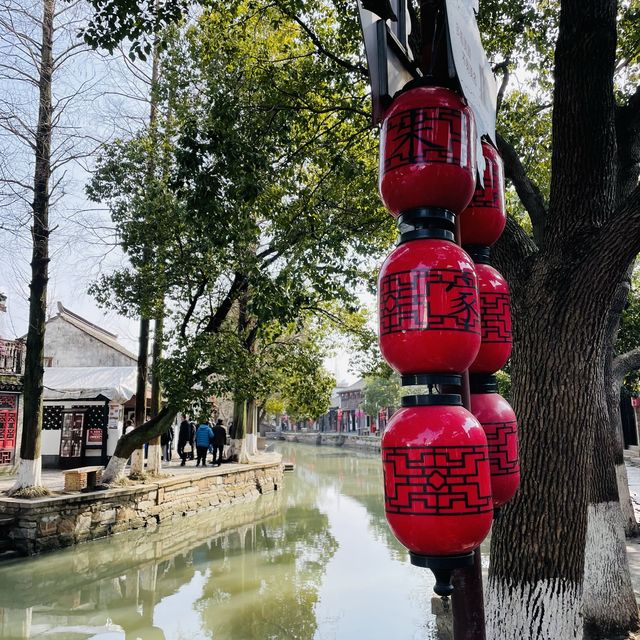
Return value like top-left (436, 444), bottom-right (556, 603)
top-left (42, 302), bottom-right (137, 368)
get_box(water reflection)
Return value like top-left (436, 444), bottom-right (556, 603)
top-left (0, 443), bottom-right (443, 640)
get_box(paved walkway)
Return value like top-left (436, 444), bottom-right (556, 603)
top-left (0, 456), bottom-right (270, 494)
top-left (625, 460), bottom-right (640, 599)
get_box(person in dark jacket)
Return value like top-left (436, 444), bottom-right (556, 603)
top-left (160, 426), bottom-right (174, 462)
top-left (195, 421), bottom-right (214, 467)
top-left (177, 416), bottom-right (193, 466)
top-left (211, 419), bottom-right (227, 466)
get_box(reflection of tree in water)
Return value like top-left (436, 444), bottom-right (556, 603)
top-left (195, 504), bottom-right (337, 640)
top-left (278, 444), bottom-right (409, 562)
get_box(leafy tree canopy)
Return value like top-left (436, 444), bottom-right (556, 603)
top-left (88, 2), bottom-right (392, 413)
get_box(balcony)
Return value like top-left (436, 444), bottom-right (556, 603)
top-left (0, 339), bottom-right (24, 375)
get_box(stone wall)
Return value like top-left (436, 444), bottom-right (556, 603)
top-left (269, 431), bottom-right (381, 453)
top-left (0, 461), bottom-right (282, 556)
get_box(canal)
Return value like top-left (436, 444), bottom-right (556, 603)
top-left (0, 443), bottom-right (471, 639)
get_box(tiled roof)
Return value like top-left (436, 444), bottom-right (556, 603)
top-left (50, 302), bottom-right (137, 361)
top-left (337, 378), bottom-right (365, 394)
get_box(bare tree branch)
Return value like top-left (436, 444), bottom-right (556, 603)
top-left (496, 130), bottom-right (547, 246)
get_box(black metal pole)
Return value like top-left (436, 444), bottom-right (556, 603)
top-left (449, 192), bottom-right (487, 640)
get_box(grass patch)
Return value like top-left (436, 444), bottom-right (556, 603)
top-left (6, 485), bottom-right (51, 498)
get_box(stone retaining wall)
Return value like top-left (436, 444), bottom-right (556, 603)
top-left (268, 431), bottom-right (381, 453)
top-left (0, 461), bottom-right (283, 556)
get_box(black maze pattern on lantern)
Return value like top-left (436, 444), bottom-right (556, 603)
top-left (384, 106), bottom-right (469, 173)
top-left (380, 268), bottom-right (480, 335)
top-left (383, 445), bottom-right (493, 515)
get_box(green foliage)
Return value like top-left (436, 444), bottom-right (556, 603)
top-left (89, 3), bottom-right (391, 413)
top-left (617, 271), bottom-right (640, 392)
top-left (362, 373), bottom-right (401, 417)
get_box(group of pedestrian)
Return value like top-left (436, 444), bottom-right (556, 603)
top-left (177, 415), bottom-right (227, 467)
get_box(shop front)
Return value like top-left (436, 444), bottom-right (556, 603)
top-left (41, 367), bottom-right (137, 468)
top-left (0, 393), bottom-right (19, 466)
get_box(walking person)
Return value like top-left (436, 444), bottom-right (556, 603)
top-left (195, 420), bottom-right (214, 467)
top-left (211, 419), bottom-right (227, 466)
top-left (177, 416), bottom-right (192, 466)
top-left (188, 421), bottom-right (196, 459)
top-left (161, 425), bottom-right (174, 462)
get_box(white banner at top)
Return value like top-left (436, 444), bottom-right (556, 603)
top-left (445, 0), bottom-right (497, 174)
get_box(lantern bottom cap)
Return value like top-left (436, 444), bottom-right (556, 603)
top-left (410, 551), bottom-right (475, 597)
top-left (409, 551), bottom-right (475, 570)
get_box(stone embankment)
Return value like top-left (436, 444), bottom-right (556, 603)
top-left (0, 461), bottom-right (283, 556)
top-left (267, 431), bottom-right (381, 453)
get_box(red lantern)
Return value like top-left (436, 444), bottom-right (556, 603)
top-left (378, 213), bottom-right (481, 374)
top-left (459, 141), bottom-right (506, 246)
top-left (379, 85), bottom-right (476, 217)
top-left (470, 375), bottom-right (520, 507)
top-left (466, 247), bottom-right (512, 374)
top-left (382, 392), bottom-right (493, 563)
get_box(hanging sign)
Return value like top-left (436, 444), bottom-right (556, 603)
top-left (358, 0), bottom-right (420, 124)
top-left (87, 428), bottom-right (103, 444)
top-left (445, 0), bottom-right (497, 174)
top-left (107, 403), bottom-right (122, 430)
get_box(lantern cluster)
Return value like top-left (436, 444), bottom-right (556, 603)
top-left (377, 84), bottom-right (519, 595)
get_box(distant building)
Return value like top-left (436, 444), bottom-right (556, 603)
top-left (0, 293), bottom-right (23, 467)
top-left (41, 302), bottom-right (137, 368)
top-left (337, 379), bottom-right (369, 433)
top-left (11, 302), bottom-right (142, 469)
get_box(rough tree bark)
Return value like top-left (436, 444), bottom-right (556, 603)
top-left (10, 0), bottom-right (55, 495)
top-left (613, 349), bottom-right (640, 536)
top-left (146, 312), bottom-right (164, 474)
top-left (101, 406), bottom-right (176, 483)
top-left (129, 36), bottom-right (160, 477)
top-left (129, 315), bottom-right (149, 476)
top-left (581, 267), bottom-right (639, 634)
top-left (487, 1), bottom-right (640, 637)
top-left (582, 362), bottom-right (638, 635)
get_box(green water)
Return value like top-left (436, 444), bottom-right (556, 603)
top-left (0, 443), bottom-right (446, 640)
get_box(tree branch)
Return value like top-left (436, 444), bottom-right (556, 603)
top-left (493, 60), bottom-right (510, 111)
top-left (491, 214), bottom-right (538, 297)
top-left (279, 8), bottom-right (368, 79)
top-left (597, 181), bottom-right (640, 272)
top-left (202, 272), bottom-right (248, 334)
top-left (180, 278), bottom-right (207, 339)
top-left (614, 346), bottom-right (640, 383)
top-left (496, 131), bottom-right (547, 246)
top-left (615, 85), bottom-right (640, 206)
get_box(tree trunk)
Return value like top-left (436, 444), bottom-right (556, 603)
top-left (617, 386), bottom-right (639, 536)
top-left (234, 398), bottom-right (247, 462)
top-left (101, 407), bottom-right (177, 483)
top-left (582, 372), bottom-right (638, 635)
top-left (10, 0), bottom-right (55, 495)
top-left (146, 312), bottom-right (164, 475)
top-left (244, 399), bottom-right (257, 457)
top-left (130, 316), bottom-right (149, 476)
top-left (486, 274), bottom-right (609, 639)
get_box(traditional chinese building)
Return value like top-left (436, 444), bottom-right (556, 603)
top-left (0, 293), bottom-right (24, 468)
top-left (337, 379), bottom-right (370, 433)
top-left (41, 366), bottom-right (138, 468)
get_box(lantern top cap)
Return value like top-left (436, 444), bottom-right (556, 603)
top-left (399, 207), bottom-right (455, 227)
top-left (401, 373), bottom-right (462, 387)
top-left (469, 373), bottom-right (498, 394)
top-left (401, 394), bottom-right (462, 407)
top-left (464, 245), bottom-right (491, 264)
